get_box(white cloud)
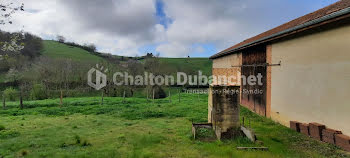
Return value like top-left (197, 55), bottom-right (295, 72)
top-left (156, 42), bottom-right (189, 57)
top-left (155, 0), bottom-right (267, 57)
top-left (1, 0), bottom-right (159, 56)
top-left (0, 0), bottom-right (338, 57)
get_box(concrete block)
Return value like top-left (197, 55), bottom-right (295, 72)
top-left (211, 86), bottom-right (241, 139)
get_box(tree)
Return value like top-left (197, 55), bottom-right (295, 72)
top-left (0, 31), bottom-right (42, 59)
top-left (144, 54), bottom-right (167, 99)
top-left (1, 32), bottom-right (25, 54)
top-left (0, 1), bottom-right (24, 25)
top-left (145, 53), bottom-right (153, 58)
top-left (6, 68), bottom-right (21, 84)
top-left (87, 44), bottom-right (96, 52)
top-left (57, 35), bottom-right (66, 43)
top-left (5, 54), bottom-right (32, 109)
top-left (127, 59), bottom-right (144, 97)
top-left (20, 33), bottom-right (43, 58)
top-left (0, 1), bottom-right (25, 57)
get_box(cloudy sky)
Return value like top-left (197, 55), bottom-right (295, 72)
top-left (2, 0), bottom-right (339, 57)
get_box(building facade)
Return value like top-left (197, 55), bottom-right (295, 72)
top-left (210, 0), bottom-right (350, 135)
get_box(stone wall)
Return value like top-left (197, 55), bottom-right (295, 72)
top-left (209, 86), bottom-right (240, 139)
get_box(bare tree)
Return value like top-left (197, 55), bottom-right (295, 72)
top-left (144, 54), bottom-right (167, 99)
top-left (127, 59), bottom-right (144, 97)
top-left (5, 56), bottom-right (31, 109)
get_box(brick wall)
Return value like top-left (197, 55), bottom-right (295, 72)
top-left (336, 134), bottom-right (350, 152)
top-left (322, 128), bottom-right (342, 144)
top-left (291, 121), bottom-right (350, 152)
top-left (299, 123), bottom-right (310, 136)
top-left (309, 122), bottom-right (326, 141)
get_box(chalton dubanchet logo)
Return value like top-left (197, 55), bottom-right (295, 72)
top-left (87, 64), bottom-right (108, 90)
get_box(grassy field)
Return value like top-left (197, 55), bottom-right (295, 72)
top-left (40, 40), bottom-right (212, 76)
top-left (41, 41), bottom-right (212, 75)
top-left (159, 58), bottom-right (212, 76)
top-left (41, 40), bottom-right (104, 62)
top-left (0, 93), bottom-right (347, 158)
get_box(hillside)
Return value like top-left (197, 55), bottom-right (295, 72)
top-left (41, 40), bottom-right (212, 75)
top-left (159, 58), bottom-right (212, 76)
top-left (41, 40), bottom-right (104, 62)
top-left (0, 41), bottom-right (212, 86)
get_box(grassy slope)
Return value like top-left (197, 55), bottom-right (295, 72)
top-left (41, 41), bottom-right (212, 75)
top-left (159, 58), bottom-right (212, 76)
top-left (41, 40), bottom-right (104, 62)
top-left (0, 94), bottom-right (347, 158)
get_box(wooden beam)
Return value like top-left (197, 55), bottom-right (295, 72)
top-left (231, 61), bottom-right (281, 67)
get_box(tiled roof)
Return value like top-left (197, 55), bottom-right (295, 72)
top-left (211, 0), bottom-right (350, 59)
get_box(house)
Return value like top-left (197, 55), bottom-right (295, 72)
top-left (209, 0), bottom-right (350, 136)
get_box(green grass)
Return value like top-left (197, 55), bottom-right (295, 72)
top-left (0, 94), bottom-right (347, 158)
top-left (159, 58), bottom-right (212, 76)
top-left (41, 40), bottom-right (104, 62)
top-left (41, 41), bottom-right (212, 76)
top-left (40, 41), bottom-right (212, 81)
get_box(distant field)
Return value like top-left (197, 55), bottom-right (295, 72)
top-left (41, 40), bottom-right (212, 75)
top-left (41, 40), bottom-right (104, 62)
top-left (0, 93), bottom-right (345, 158)
top-left (159, 58), bottom-right (212, 76)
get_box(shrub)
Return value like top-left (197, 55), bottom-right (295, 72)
top-left (74, 135), bottom-right (81, 144)
top-left (143, 86), bottom-right (167, 99)
top-left (0, 125), bottom-right (5, 131)
top-left (0, 130), bottom-right (20, 139)
top-left (30, 84), bottom-right (47, 100)
top-left (81, 140), bottom-right (92, 147)
top-left (151, 86), bottom-right (167, 99)
top-left (4, 87), bottom-right (18, 101)
top-left (108, 86), bottom-right (133, 97)
top-left (73, 135), bottom-right (92, 147)
top-left (19, 150), bottom-right (28, 157)
top-left (59, 142), bottom-right (68, 148)
top-left (196, 128), bottom-right (216, 139)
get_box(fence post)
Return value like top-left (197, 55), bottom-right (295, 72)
top-left (197, 91), bottom-right (200, 101)
top-left (123, 90), bottom-right (126, 103)
top-left (19, 89), bottom-right (23, 109)
top-left (197, 80), bottom-right (200, 101)
top-left (2, 94), bottom-right (5, 109)
top-left (101, 90), bottom-right (104, 105)
top-left (60, 90), bottom-right (63, 107)
top-left (242, 117), bottom-right (245, 127)
top-left (152, 89), bottom-right (155, 104)
top-left (146, 89), bottom-right (149, 101)
top-left (169, 91), bottom-right (171, 103)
